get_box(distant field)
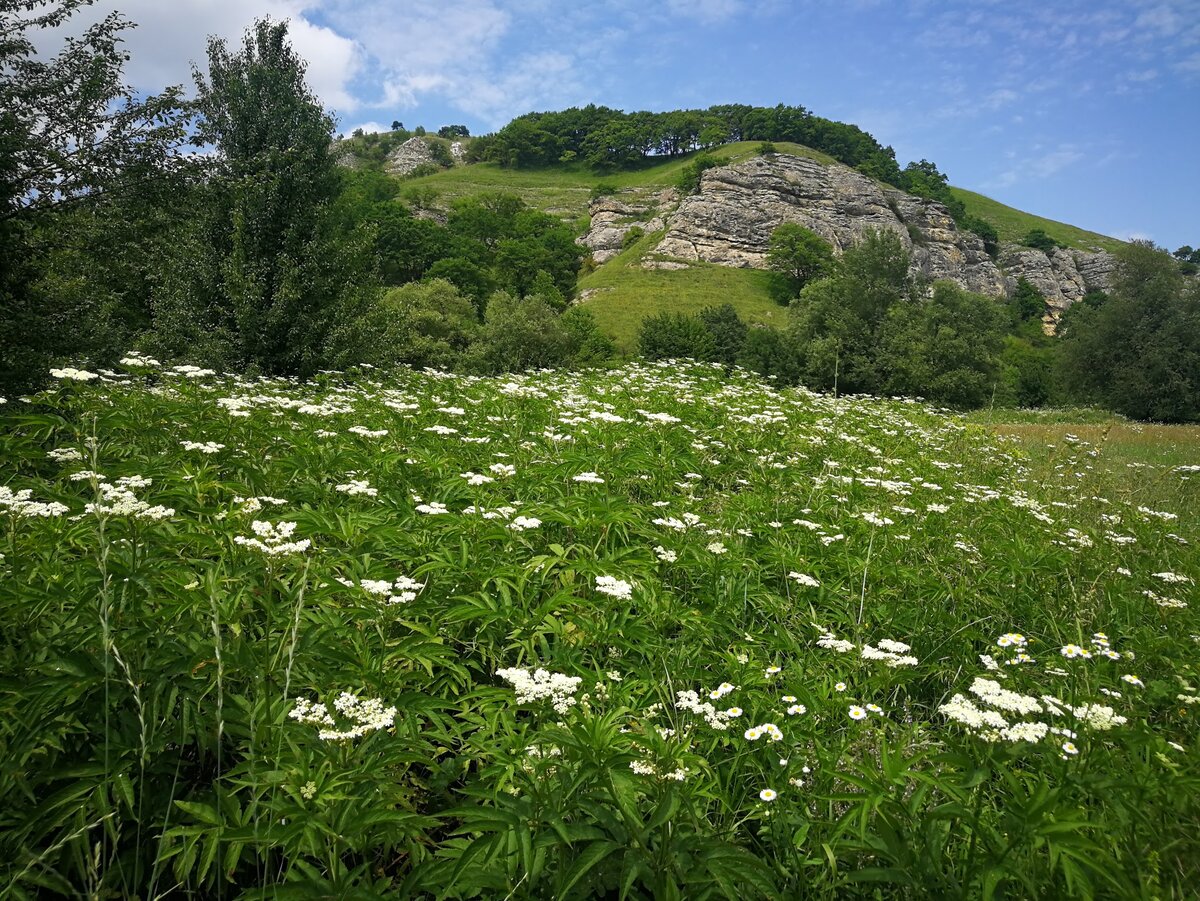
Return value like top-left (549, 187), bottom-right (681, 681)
top-left (970, 411), bottom-right (1200, 516)
top-left (951, 187), bottom-right (1124, 254)
top-left (575, 230), bottom-right (784, 351)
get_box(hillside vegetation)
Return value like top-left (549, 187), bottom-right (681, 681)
top-left (952, 187), bottom-right (1124, 254)
top-left (396, 141), bottom-right (834, 220)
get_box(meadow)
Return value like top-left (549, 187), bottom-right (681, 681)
top-left (1, 360), bottom-right (1197, 899)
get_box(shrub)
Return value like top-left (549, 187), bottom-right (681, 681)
top-left (637, 311), bottom-right (717, 360)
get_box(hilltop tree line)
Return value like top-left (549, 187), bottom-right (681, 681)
top-left (2, 3), bottom-right (1197, 422)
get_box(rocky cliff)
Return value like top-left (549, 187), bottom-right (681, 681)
top-left (582, 152), bottom-right (1116, 324)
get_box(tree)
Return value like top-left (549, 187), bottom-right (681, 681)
top-left (1, 0), bottom-right (187, 391)
top-left (391, 120), bottom-right (404, 131)
top-left (467, 291), bottom-right (572, 372)
top-left (153, 18), bottom-right (373, 375)
top-left (765, 223), bottom-right (835, 301)
top-left (637, 312), bottom-right (717, 361)
top-left (437, 124), bottom-right (470, 138)
top-left (790, 228), bottom-right (916, 393)
top-left (698, 303), bottom-right (748, 367)
top-left (1058, 241), bottom-right (1200, 421)
top-left (1009, 277), bottom-right (1045, 324)
top-left (879, 281), bottom-right (1007, 408)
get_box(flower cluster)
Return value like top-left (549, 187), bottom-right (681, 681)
top-left (234, 520), bottom-right (311, 555)
top-left (496, 667), bottom-right (583, 714)
top-left (289, 692), bottom-right (396, 741)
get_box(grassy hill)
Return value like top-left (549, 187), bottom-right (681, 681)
top-left (951, 187), bottom-right (1124, 254)
top-left (575, 230), bottom-right (784, 353)
top-left (350, 139), bottom-right (1125, 346)
top-left (396, 141), bottom-right (834, 222)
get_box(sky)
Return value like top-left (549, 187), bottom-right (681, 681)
top-left (43, 0), bottom-right (1200, 250)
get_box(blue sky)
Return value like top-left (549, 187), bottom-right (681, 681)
top-left (75, 0), bottom-right (1200, 249)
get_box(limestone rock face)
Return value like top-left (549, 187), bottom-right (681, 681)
top-left (578, 151), bottom-right (1123, 322)
top-left (385, 137), bottom-right (446, 177)
top-left (579, 194), bottom-right (670, 264)
top-left (998, 243), bottom-right (1116, 324)
top-left (654, 154), bottom-right (1006, 296)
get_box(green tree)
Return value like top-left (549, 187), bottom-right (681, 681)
top-left (789, 228), bottom-right (915, 393)
top-left (637, 312), bottom-right (717, 361)
top-left (560, 306), bottom-right (615, 366)
top-left (154, 18), bottom-right (373, 375)
top-left (1009, 277), bottom-right (1045, 324)
top-left (1, 0), bottom-right (187, 391)
top-left (879, 281), bottom-right (1008, 408)
top-left (1058, 241), bottom-right (1200, 421)
top-left (765, 223), bottom-right (835, 302)
top-left (326, 278), bottom-right (479, 370)
top-left (467, 291), bottom-right (573, 372)
top-left (697, 303), bottom-right (748, 367)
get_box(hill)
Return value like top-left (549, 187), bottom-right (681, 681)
top-left (338, 135), bottom-right (1124, 345)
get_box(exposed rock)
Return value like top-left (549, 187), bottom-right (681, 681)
top-left (579, 195), bottom-right (668, 264)
top-left (654, 154), bottom-right (1006, 296)
top-left (578, 151), bottom-right (1123, 321)
top-left (998, 243), bottom-right (1116, 327)
top-left (332, 144), bottom-right (362, 170)
top-left (385, 137), bottom-right (449, 177)
top-left (1072, 249), bottom-right (1117, 294)
top-left (639, 260), bottom-right (690, 270)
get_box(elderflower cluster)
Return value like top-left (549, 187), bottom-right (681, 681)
top-left (181, 440), bottom-right (225, 454)
top-left (335, 478), bottom-right (378, 497)
top-left (50, 367), bottom-right (99, 381)
top-left (0, 486), bottom-right (70, 518)
top-left (339, 574), bottom-right (424, 605)
top-left (84, 483), bottom-right (174, 521)
top-left (675, 689), bottom-right (738, 731)
top-left (816, 632), bottom-right (856, 653)
top-left (289, 692), bottom-right (396, 741)
top-left (234, 520), bottom-right (311, 555)
top-left (595, 575), bottom-right (634, 600)
top-left (496, 667), bottom-right (583, 714)
top-left (861, 640), bottom-right (919, 667)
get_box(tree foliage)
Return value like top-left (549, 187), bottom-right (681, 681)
top-left (765, 223), bottom-right (835, 302)
top-left (152, 18), bottom-right (374, 376)
top-left (0, 0), bottom-right (188, 391)
top-left (1058, 241), bottom-right (1200, 421)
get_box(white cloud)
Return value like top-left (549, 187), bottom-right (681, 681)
top-left (31, 0), bottom-right (363, 112)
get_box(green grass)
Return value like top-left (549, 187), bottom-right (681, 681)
top-left (3, 362), bottom-right (1199, 897)
top-left (575, 230), bottom-right (786, 351)
top-left (951, 186), bottom-right (1125, 254)
top-left (400, 142), bottom-right (833, 221)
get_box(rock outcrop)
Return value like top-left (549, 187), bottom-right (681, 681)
top-left (996, 244), bottom-right (1115, 328)
top-left (579, 192), bottom-right (673, 264)
top-left (583, 152), bottom-right (1119, 321)
top-left (655, 154), bottom-right (1007, 296)
top-left (385, 137), bottom-right (449, 177)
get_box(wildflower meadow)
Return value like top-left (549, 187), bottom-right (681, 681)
top-left (1, 359), bottom-right (1197, 898)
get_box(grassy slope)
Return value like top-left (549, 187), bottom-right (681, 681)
top-left (399, 141), bottom-right (833, 221)
top-left (575, 230), bottom-right (785, 353)
top-left (951, 187), bottom-right (1124, 254)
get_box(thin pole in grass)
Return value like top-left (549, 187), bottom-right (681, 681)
top-left (857, 527), bottom-right (875, 626)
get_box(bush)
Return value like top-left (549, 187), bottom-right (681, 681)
top-left (467, 291), bottom-right (573, 373)
top-left (325, 278), bottom-right (479, 370)
top-left (590, 182), bottom-right (618, 201)
top-left (698, 303), bottom-right (748, 367)
top-left (765, 223), bottom-right (835, 303)
top-left (676, 154), bottom-right (727, 195)
top-left (561, 306), bottom-right (616, 366)
top-left (637, 311), bottom-right (717, 360)
top-left (1021, 229), bottom-right (1061, 253)
top-left (621, 226), bottom-right (645, 250)
top-left (756, 141), bottom-right (777, 155)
